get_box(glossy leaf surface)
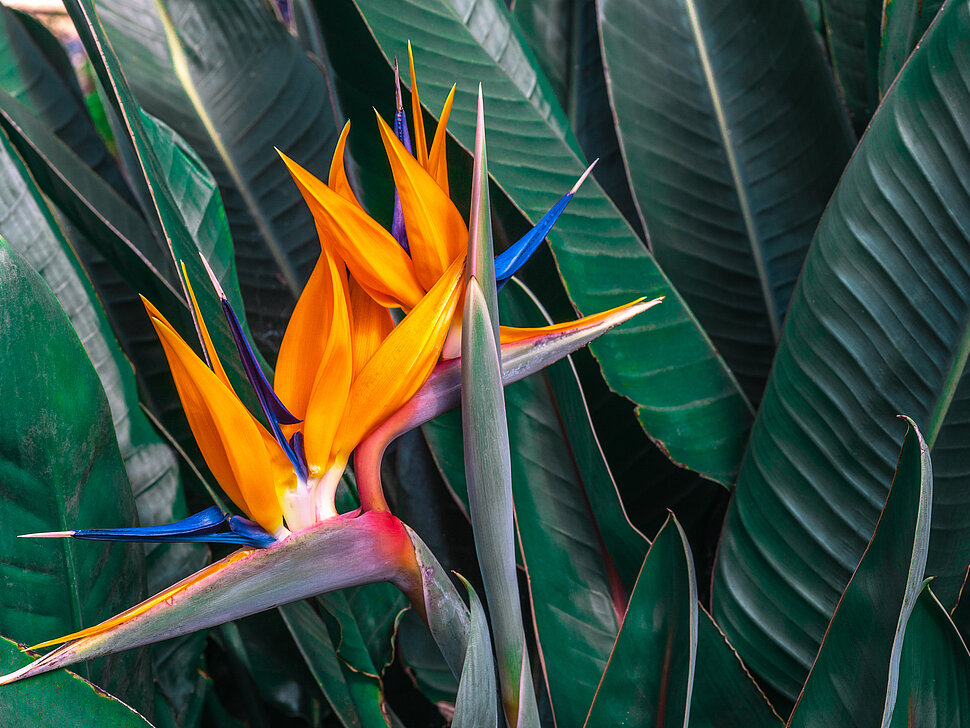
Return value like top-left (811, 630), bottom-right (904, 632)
top-left (787, 421), bottom-right (931, 726)
top-left (714, 0), bottom-right (970, 697)
top-left (64, 0), bottom-right (265, 415)
top-left (0, 636), bottom-right (152, 728)
top-left (599, 0), bottom-right (853, 401)
top-left (341, 0), bottom-right (753, 486)
top-left (94, 0), bottom-right (342, 352)
top-left (878, 0), bottom-right (944, 94)
top-left (0, 240), bottom-right (150, 708)
top-left (585, 516), bottom-right (697, 728)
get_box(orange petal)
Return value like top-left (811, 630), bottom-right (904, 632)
top-left (407, 41), bottom-right (428, 167)
top-left (498, 299), bottom-right (652, 345)
top-left (146, 306), bottom-right (283, 534)
top-left (279, 150), bottom-right (425, 309)
top-left (349, 276), bottom-right (395, 380)
top-left (376, 112), bottom-right (467, 291)
top-left (301, 252), bottom-right (354, 472)
top-left (333, 254), bottom-right (466, 458)
top-left (275, 245), bottom-right (350, 421)
top-left (328, 120), bottom-right (361, 207)
top-left (426, 85), bottom-right (456, 195)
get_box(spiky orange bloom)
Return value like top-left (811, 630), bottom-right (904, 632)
top-left (144, 242), bottom-right (463, 535)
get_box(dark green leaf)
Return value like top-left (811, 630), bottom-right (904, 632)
top-left (95, 0), bottom-right (342, 353)
top-left (316, 593), bottom-right (393, 728)
top-left (689, 612), bottom-right (783, 728)
top-left (599, 0), bottom-right (853, 401)
top-left (822, 0), bottom-right (880, 133)
top-left (323, 0), bottom-right (754, 486)
top-left (0, 240), bottom-right (150, 709)
top-left (64, 0), bottom-right (267, 416)
top-left (451, 576), bottom-right (497, 728)
top-left (714, 0), bottom-right (970, 697)
top-left (878, 0), bottom-right (945, 94)
top-left (0, 123), bottom-right (207, 722)
top-left (585, 516), bottom-right (697, 728)
top-left (279, 600), bottom-right (363, 728)
top-left (0, 5), bottom-right (129, 197)
top-left (786, 420), bottom-right (931, 725)
top-left (0, 635), bottom-right (153, 728)
top-left (885, 584), bottom-right (970, 728)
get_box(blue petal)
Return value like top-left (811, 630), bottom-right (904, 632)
top-left (494, 191), bottom-right (572, 288)
top-left (71, 507), bottom-right (278, 548)
top-left (494, 163), bottom-right (596, 288)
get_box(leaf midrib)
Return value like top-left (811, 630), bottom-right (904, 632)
top-left (682, 0), bottom-right (780, 343)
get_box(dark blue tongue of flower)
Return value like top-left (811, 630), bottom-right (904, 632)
top-left (21, 507), bottom-right (278, 548)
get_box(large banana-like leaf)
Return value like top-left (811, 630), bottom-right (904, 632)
top-left (713, 0), bottom-right (970, 699)
top-left (64, 0), bottom-right (274, 423)
top-left (787, 420), bottom-right (931, 726)
top-left (0, 240), bottom-right (151, 712)
top-left (0, 125), bottom-right (208, 721)
top-left (325, 0), bottom-right (754, 486)
top-left (95, 0), bottom-right (342, 353)
top-left (599, 0), bottom-right (854, 401)
top-left (0, 4), bottom-right (130, 198)
top-left (513, 0), bottom-right (641, 230)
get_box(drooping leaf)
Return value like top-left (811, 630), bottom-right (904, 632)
top-left (585, 515), bottom-right (697, 728)
top-left (94, 0), bottom-right (344, 353)
top-left (714, 0), bottom-right (970, 698)
top-left (786, 419), bottom-right (931, 725)
top-left (884, 584), bottom-right (970, 728)
top-left (599, 0), bottom-right (853, 401)
top-left (321, 0), bottom-right (754, 486)
top-left (0, 240), bottom-right (150, 710)
top-left (0, 635), bottom-right (153, 728)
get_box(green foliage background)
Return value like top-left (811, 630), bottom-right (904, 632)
top-left (0, 0), bottom-right (968, 725)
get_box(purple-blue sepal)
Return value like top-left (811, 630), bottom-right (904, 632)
top-left (71, 507), bottom-right (278, 548)
top-left (494, 190), bottom-right (572, 288)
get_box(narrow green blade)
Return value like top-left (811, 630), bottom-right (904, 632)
top-left (787, 419), bottom-right (932, 727)
top-left (884, 585), bottom-right (970, 728)
top-left (585, 516), bottom-right (697, 728)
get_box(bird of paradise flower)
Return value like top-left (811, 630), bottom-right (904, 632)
top-left (2, 54), bottom-right (660, 687)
